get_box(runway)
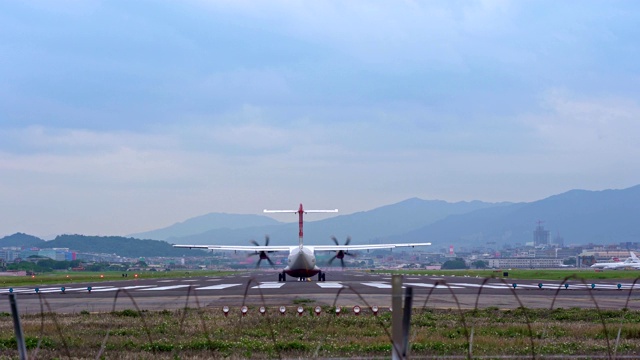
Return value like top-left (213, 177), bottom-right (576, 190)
top-left (2, 271), bottom-right (639, 314)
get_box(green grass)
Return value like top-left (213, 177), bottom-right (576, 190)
top-left (378, 269), bottom-right (640, 281)
top-left (0, 307), bottom-right (638, 359)
top-left (0, 270), bottom-right (236, 287)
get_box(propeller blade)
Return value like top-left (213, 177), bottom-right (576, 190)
top-left (340, 258), bottom-right (345, 269)
top-left (248, 252), bottom-right (258, 257)
top-left (331, 236), bottom-right (339, 246)
top-left (265, 235), bottom-right (270, 246)
top-left (345, 236), bottom-right (351, 246)
top-left (266, 257), bottom-right (275, 267)
top-left (250, 239), bottom-right (259, 247)
top-left (256, 258), bottom-right (262, 268)
top-left (345, 252), bottom-right (355, 257)
top-left (328, 254), bottom-right (337, 265)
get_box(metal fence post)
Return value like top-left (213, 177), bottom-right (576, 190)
top-left (392, 274), bottom-right (403, 360)
top-left (9, 294), bottom-right (27, 360)
top-left (402, 286), bottom-right (413, 358)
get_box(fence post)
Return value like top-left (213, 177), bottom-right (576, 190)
top-left (402, 286), bottom-right (413, 358)
top-left (9, 294), bottom-right (27, 360)
top-left (392, 274), bottom-right (403, 360)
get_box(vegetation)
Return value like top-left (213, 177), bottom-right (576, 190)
top-left (441, 258), bottom-right (467, 270)
top-left (0, 307), bottom-right (638, 358)
top-left (0, 233), bottom-right (208, 258)
top-left (381, 269), bottom-right (640, 281)
top-left (0, 270), bottom-right (235, 287)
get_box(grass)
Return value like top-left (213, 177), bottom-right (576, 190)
top-left (0, 307), bottom-right (638, 358)
top-left (379, 269), bottom-right (640, 281)
top-left (0, 270), bottom-right (236, 287)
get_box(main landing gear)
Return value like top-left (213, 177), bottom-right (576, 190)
top-left (278, 272), bottom-right (286, 282)
top-left (318, 271), bottom-right (326, 282)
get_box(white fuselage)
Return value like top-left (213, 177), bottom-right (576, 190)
top-left (284, 246), bottom-right (320, 277)
top-left (591, 258), bottom-right (640, 269)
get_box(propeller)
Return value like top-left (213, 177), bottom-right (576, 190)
top-left (248, 235), bottom-right (275, 268)
top-left (328, 236), bottom-right (354, 269)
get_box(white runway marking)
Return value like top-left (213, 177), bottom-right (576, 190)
top-left (405, 283), bottom-right (464, 289)
top-left (182, 279), bottom-right (199, 282)
top-left (196, 284), bottom-right (242, 290)
top-left (89, 285), bottom-right (156, 292)
top-left (361, 282), bottom-right (394, 289)
top-left (252, 282), bottom-right (286, 289)
top-left (316, 282), bottom-right (344, 288)
top-left (158, 280), bottom-right (176, 283)
top-left (139, 285), bottom-right (192, 291)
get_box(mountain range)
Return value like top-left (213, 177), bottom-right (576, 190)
top-left (133, 185), bottom-right (640, 249)
top-left (3, 185), bottom-right (639, 257)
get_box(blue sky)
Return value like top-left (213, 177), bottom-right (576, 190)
top-left (1, 1), bottom-right (639, 237)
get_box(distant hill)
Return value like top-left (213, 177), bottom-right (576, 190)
top-left (391, 185), bottom-right (640, 249)
top-left (129, 213), bottom-right (282, 240)
top-left (0, 233), bottom-right (46, 247)
top-left (0, 233), bottom-right (207, 258)
top-left (167, 198), bottom-right (506, 246)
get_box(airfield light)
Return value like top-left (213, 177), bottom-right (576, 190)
top-left (512, 283), bottom-right (517, 289)
top-left (564, 283), bottom-right (569, 289)
top-left (538, 283), bottom-right (543, 289)
top-left (314, 306), bottom-right (322, 315)
top-left (241, 306), bottom-right (248, 316)
top-left (134, 274), bottom-right (138, 278)
top-left (87, 286), bottom-right (92, 293)
top-left (259, 306), bottom-right (266, 315)
top-left (66, 275), bottom-right (69, 278)
top-left (617, 284), bottom-right (623, 290)
top-left (31, 275), bottom-right (35, 279)
top-left (353, 306), bottom-right (361, 315)
top-left (335, 306), bottom-right (341, 316)
top-left (591, 283), bottom-right (596, 289)
top-left (34, 288), bottom-right (39, 294)
top-left (297, 306), bottom-right (304, 316)
top-left (8, 288), bottom-right (13, 293)
top-left (222, 306), bottom-right (230, 316)
top-left (279, 306), bottom-right (286, 315)
top-left (61, 287), bottom-right (66, 294)
top-left (371, 306), bottom-right (379, 316)
top-left (100, 274), bottom-right (104, 278)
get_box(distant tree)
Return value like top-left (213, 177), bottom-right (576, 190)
top-left (441, 258), bottom-right (468, 270)
top-left (472, 260), bottom-right (488, 269)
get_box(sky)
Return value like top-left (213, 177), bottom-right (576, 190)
top-left (1, 1), bottom-right (639, 238)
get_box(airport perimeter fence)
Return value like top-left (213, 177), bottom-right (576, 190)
top-left (2, 274), bottom-right (640, 359)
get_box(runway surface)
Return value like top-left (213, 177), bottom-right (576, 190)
top-left (2, 271), bottom-right (639, 314)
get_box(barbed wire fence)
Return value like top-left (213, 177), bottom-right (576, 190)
top-left (3, 273), bottom-right (640, 359)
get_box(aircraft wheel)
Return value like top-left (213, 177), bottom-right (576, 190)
top-left (278, 273), bottom-right (282, 282)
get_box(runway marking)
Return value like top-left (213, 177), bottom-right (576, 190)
top-left (406, 277), bottom-right (421, 280)
top-left (158, 280), bottom-right (176, 283)
top-left (196, 284), bottom-right (242, 290)
top-left (90, 285), bottom-right (157, 292)
top-left (0, 288), bottom-right (33, 294)
top-left (206, 279), bottom-right (222, 281)
top-left (405, 283), bottom-right (464, 289)
top-left (361, 282), bottom-right (394, 289)
top-left (252, 282), bottom-right (286, 289)
top-left (182, 279), bottom-right (199, 282)
top-left (139, 285), bottom-right (192, 291)
top-left (316, 282), bottom-right (344, 288)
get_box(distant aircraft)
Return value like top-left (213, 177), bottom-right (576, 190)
top-left (590, 252), bottom-right (640, 269)
top-left (173, 203), bottom-right (431, 281)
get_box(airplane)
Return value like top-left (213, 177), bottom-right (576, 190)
top-left (173, 203), bottom-right (432, 281)
top-left (590, 252), bottom-right (640, 269)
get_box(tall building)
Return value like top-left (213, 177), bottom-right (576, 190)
top-left (534, 221), bottom-right (550, 246)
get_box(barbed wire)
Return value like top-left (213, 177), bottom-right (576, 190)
top-left (4, 273), bottom-right (640, 359)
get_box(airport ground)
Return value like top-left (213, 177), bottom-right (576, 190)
top-left (1, 270), bottom-right (639, 314)
top-left (1, 271), bottom-right (640, 359)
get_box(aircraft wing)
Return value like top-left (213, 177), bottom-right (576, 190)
top-left (311, 243), bottom-right (431, 251)
top-left (173, 244), bottom-right (292, 252)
